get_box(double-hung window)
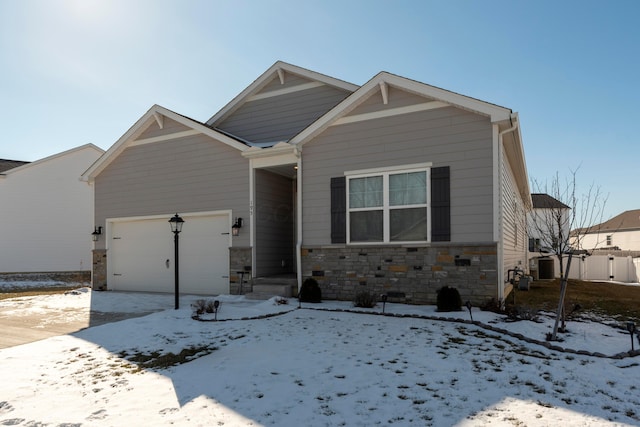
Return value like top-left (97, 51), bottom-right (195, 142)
top-left (347, 165), bottom-right (430, 243)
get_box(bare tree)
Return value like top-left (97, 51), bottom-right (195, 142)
top-left (529, 168), bottom-right (607, 341)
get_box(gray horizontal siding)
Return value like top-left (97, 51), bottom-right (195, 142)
top-left (94, 134), bottom-right (250, 248)
top-left (302, 105), bottom-right (494, 245)
top-left (217, 84), bottom-right (351, 144)
top-left (501, 145), bottom-right (527, 279)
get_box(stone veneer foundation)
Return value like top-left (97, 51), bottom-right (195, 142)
top-left (91, 249), bottom-right (107, 290)
top-left (301, 244), bottom-right (498, 305)
top-left (229, 247), bottom-right (253, 295)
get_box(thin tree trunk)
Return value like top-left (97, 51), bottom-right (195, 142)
top-left (551, 253), bottom-right (573, 341)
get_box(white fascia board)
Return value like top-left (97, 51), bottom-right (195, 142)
top-left (247, 82), bottom-right (325, 102)
top-left (205, 61), bottom-right (358, 126)
top-left (242, 142), bottom-right (297, 160)
top-left (499, 114), bottom-right (531, 209)
top-left (81, 105), bottom-right (248, 182)
top-left (380, 73), bottom-right (512, 122)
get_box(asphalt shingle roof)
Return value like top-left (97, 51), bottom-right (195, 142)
top-left (0, 159), bottom-right (29, 174)
top-left (531, 193), bottom-right (570, 209)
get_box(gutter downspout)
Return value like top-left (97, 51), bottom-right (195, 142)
top-left (294, 146), bottom-right (303, 295)
top-left (497, 115), bottom-right (519, 303)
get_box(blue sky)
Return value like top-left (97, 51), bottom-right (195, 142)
top-left (0, 0), bottom-right (637, 221)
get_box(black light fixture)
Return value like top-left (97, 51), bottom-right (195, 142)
top-left (232, 217), bottom-right (243, 236)
top-left (169, 214), bottom-right (185, 309)
top-left (91, 226), bottom-right (103, 242)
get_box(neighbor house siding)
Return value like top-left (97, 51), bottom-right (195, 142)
top-left (302, 102), bottom-right (494, 245)
top-left (216, 77), bottom-right (350, 144)
top-left (94, 135), bottom-right (250, 248)
top-left (0, 145), bottom-right (103, 273)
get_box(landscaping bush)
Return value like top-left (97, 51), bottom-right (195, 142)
top-left (192, 299), bottom-right (207, 315)
top-left (436, 286), bottom-right (462, 312)
top-left (299, 278), bottom-right (322, 303)
top-left (353, 291), bottom-right (377, 308)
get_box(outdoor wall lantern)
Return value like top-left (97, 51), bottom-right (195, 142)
top-left (232, 217), bottom-right (243, 236)
top-left (91, 226), bottom-right (103, 242)
top-left (169, 214), bottom-right (185, 310)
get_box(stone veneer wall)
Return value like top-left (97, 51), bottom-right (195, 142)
top-left (91, 249), bottom-right (107, 290)
top-left (301, 244), bottom-right (498, 305)
top-left (229, 247), bottom-right (252, 295)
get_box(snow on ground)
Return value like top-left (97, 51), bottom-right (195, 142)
top-left (1, 289), bottom-right (639, 426)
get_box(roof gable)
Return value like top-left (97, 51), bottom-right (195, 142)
top-left (290, 71), bottom-right (514, 146)
top-left (81, 105), bottom-right (248, 182)
top-left (205, 61), bottom-right (359, 128)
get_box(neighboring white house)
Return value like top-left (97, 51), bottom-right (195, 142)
top-left (0, 144), bottom-right (104, 274)
top-left (528, 200), bottom-right (640, 283)
top-left (527, 193), bottom-right (570, 280)
top-left (567, 209), bottom-right (640, 283)
top-left (576, 209), bottom-right (640, 252)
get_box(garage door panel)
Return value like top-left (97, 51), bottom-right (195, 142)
top-left (110, 215), bottom-right (230, 295)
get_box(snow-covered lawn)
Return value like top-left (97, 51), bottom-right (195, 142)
top-left (0, 289), bottom-right (639, 426)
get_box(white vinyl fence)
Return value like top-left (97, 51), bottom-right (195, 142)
top-left (568, 255), bottom-right (639, 283)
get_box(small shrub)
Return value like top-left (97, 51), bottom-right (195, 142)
top-left (353, 291), bottom-right (377, 308)
top-left (299, 278), bottom-right (322, 303)
top-left (436, 286), bottom-right (462, 312)
top-left (192, 299), bottom-right (207, 315)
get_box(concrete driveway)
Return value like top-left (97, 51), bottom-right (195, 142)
top-left (0, 299), bottom-right (153, 349)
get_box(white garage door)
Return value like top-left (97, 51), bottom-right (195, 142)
top-left (109, 214), bottom-right (230, 295)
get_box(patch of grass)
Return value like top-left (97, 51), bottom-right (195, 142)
top-left (120, 345), bottom-right (218, 370)
top-left (509, 279), bottom-right (640, 321)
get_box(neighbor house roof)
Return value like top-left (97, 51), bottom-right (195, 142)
top-left (0, 159), bottom-right (30, 174)
top-left (586, 209), bottom-right (640, 233)
top-left (531, 193), bottom-right (570, 210)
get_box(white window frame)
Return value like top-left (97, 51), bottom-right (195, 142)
top-left (345, 163), bottom-right (432, 244)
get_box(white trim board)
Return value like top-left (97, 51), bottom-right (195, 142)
top-left (332, 101), bottom-right (448, 126)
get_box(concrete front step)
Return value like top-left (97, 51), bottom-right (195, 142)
top-left (244, 280), bottom-right (296, 300)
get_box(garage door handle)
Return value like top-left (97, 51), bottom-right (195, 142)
top-left (221, 232), bottom-right (230, 235)
top-left (113, 273), bottom-right (122, 276)
top-left (166, 259), bottom-right (170, 268)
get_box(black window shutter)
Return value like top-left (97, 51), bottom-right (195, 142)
top-left (331, 177), bottom-right (346, 243)
top-left (431, 166), bottom-right (450, 242)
